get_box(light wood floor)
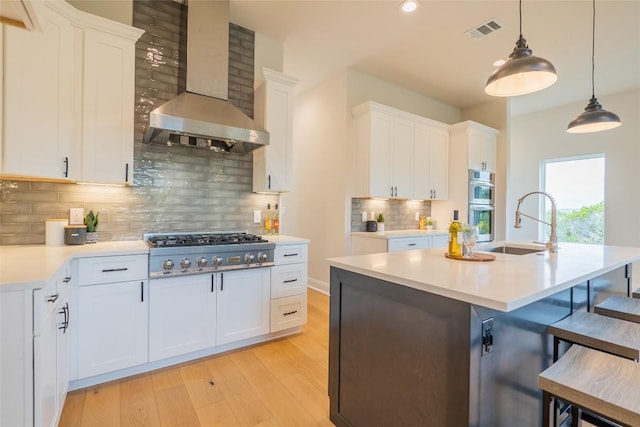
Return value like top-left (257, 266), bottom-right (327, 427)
top-left (59, 289), bottom-right (333, 427)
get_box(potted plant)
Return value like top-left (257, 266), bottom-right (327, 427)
top-left (377, 213), bottom-right (385, 233)
top-left (84, 210), bottom-right (99, 243)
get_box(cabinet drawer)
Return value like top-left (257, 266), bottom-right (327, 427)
top-left (387, 237), bottom-right (432, 252)
top-left (432, 234), bottom-right (449, 248)
top-left (274, 244), bottom-right (308, 265)
top-left (271, 264), bottom-right (307, 299)
top-left (270, 294), bottom-right (307, 333)
top-left (78, 254), bottom-right (148, 285)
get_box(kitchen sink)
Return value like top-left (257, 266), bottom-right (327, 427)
top-left (481, 246), bottom-right (547, 255)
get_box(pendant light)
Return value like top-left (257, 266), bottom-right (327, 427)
top-left (567, 0), bottom-right (621, 133)
top-left (485, 0), bottom-right (557, 97)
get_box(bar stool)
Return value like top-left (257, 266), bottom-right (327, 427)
top-left (594, 295), bottom-right (640, 324)
top-left (548, 311), bottom-right (640, 361)
top-left (539, 344), bottom-right (640, 427)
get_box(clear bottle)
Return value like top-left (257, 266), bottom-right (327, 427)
top-left (273, 204), bottom-right (280, 235)
top-left (448, 210), bottom-right (463, 257)
top-left (264, 204), bottom-right (272, 235)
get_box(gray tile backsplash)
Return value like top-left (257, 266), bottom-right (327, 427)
top-left (351, 199), bottom-right (433, 232)
top-left (0, 0), bottom-right (276, 245)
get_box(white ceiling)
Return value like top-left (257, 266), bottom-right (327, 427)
top-left (229, 0), bottom-right (640, 116)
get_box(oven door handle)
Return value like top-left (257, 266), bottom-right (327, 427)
top-left (469, 204), bottom-right (495, 212)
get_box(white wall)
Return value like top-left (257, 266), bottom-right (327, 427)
top-left (280, 72), bottom-right (350, 292)
top-left (347, 69), bottom-right (461, 124)
top-left (509, 89), bottom-right (640, 248)
top-left (67, 0), bottom-right (132, 25)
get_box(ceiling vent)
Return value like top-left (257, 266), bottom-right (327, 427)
top-left (465, 18), bottom-right (503, 40)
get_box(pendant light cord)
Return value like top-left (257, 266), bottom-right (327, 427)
top-left (591, 0), bottom-right (596, 98)
top-left (519, 0), bottom-right (523, 38)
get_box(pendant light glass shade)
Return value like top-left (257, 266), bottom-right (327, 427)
top-left (566, 0), bottom-right (621, 133)
top-left (485, 0), bottom-right (557, 97)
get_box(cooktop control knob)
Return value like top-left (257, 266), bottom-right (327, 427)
top-left (211, 256), bottom-right (223, 267)
top-left (196, 257), bottom-right (208, 268)
top-left (162, 259), bottom-right (175, 270)
top-left (180, 258), bottom-right (192, 270)
top-left (244, 253), bottom-right (255, 264)
top-left (257, 252), bottom-right (268, 263)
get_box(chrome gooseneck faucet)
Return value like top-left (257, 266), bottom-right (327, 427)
top-left (514, 191), bottom-right (558, 253)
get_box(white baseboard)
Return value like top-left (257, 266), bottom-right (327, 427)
top-left (308, 277), bottom-right (329, 295)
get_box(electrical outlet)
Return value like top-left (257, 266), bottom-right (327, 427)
top-left (253, 210), bottom-right (261, 223)
top-left (415, 212), bottom-right (420, 221)
top-left (69, 208), bottom-right (84, 225)
top-left (361, 212), bottom-right (368, 222)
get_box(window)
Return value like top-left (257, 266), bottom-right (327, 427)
top-left (542, 155), bottom-right (605, 244)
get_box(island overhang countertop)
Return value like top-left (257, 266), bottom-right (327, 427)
top-left (328, 242), bottom-right (640, 312)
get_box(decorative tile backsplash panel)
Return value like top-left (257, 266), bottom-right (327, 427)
top-left (350, 199), bottom-right (433, 232)
top-left (0, 0), bottom-right (277, 245)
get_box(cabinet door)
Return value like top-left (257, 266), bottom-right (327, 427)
top-left (467, 128), bottom-right (497, 172)
top-left (81, 28), bottom-right (136, 183)
top-left (217, 268), bottom-right (270, 345)
top-left (368, 112), bottom-right (393, 198)
top-left (253, 70), bottom-right (297, 193)
top-left (77, 281), bottom-right (148, 378)
top-left (56, 292), bottom-right (70, 421)
top-left (3, 3), bottom-right (76, 180)
top-left (428, 128), bottom-right (449, 200)
top-left (387, 237), bottom-right (432, 252)
top-left (390, 118), bottom-right (414, 198)
top-left (34, 306), bottom-right (58, 427)
top-left (148, 275), bottom-right (216, 362)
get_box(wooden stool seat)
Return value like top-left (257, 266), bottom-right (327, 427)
top-left (539, 345), bottom-right (640, 427)
top-left (594, 295), bottom-right (640, 324)
top-left (548, 311), bottom-right (640, 360)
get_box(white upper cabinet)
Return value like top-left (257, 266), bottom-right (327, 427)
top-left (413, 122), bottom-right (449, 200)
top-left (1, 0), bottom-right (143, 183)
top-left (80, 24), bottom-right (140, 184)
top-left (3, 1), bottom-right (77, 180)
top-left (352, 101), bottom-right (450, 200)
top-left (450, 121), bottom-right (499, 173)
top-left (253, 68), bottom-right (299, 193)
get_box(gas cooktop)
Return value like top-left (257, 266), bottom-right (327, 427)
top-left (145, 232), bottom-right (268, 248)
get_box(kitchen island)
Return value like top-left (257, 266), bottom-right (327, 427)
top-left (327, 243), bottom-right (640, 427)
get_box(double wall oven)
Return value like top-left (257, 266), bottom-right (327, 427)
top-left (468, 169), bottom-right (495, 242)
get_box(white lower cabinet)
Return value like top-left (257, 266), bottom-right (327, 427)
top-left (270, 243), bottom-right (308, 332)
top-left (149, 274), bottom-right (217, 361)
top-left (217, 268), bottom-right (271, 345)
top-left (33, 287), bottom-right (59, 427)
top-left (77, 280), bottom-right (148, 378)
top-left (352, 233), bottom-right (449, 255)
top-left (270, 294), bottom-right (307, 333)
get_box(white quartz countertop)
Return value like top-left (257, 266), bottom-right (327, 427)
top-left (351, 230), bottom-right (448, 239)
top-left (328, 242), bottom-right (640, 312)
top-left (0, 240), bottom-right (148, 292)
top-left (266, 235), bottom-right (310, 245)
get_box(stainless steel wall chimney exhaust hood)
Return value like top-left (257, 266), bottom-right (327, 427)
top-left (143, 0), bottom-right (269, 154)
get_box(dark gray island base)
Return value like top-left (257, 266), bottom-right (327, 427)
top-left (328, 266), bottom-right (631, 427)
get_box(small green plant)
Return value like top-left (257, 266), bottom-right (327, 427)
top-left (84, 210), bottom-right (99, 232)
top-left (377, 213), bottom-right (384, 223)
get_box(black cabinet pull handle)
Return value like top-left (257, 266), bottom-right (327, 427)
top-left (268, 175), bottom-right (271, 189)
top-left (283, 253), bottom-right (298, 257)
top-left (283, 279), bottom-right (298, 283)
top-left (47, 294), bottom-right (59, 303)
top-left (63, 276), bottom-right (71, 283)
top-left (408, 243), bottom-right (417, 246)
top-left (125, 163), bottom-right (129, 182)
top-left (65, 302), bottom-right (70, 332)
top-left (63, 156), bottom-right (69, 178)
top-left (211, 275), bottom-right (214, 293)
top-left (283, 310), bottom-right (298, 316)
top-left (140, 282), bottom-right (144, 302)
top-left (220, 273), bottom-right (224, 291)
top-left (101, 268), bottom-right (128, 273)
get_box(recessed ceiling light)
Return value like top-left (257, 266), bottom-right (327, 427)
top-left (493, 59), bottom-right (506, 66)
top-left (400, 0), bottom-right (419, 13)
